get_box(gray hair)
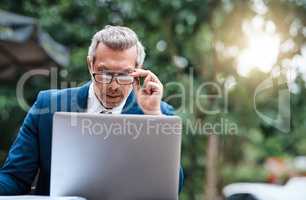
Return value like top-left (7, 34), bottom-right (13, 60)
top-left (88, 25), bottom-right (145, 66)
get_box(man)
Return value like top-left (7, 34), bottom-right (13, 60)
top-left (0, 25), bottom-right (184, 195)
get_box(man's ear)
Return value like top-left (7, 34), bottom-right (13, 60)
top-left (87, 56), bottom-right (93, 72)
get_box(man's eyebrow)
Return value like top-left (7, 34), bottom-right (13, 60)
top-left (95, 64), bottom-right (134, 73)
top-left (96, 64), bottom-right (108, 69)
top-left (122, 67), bottom-right (134, 73)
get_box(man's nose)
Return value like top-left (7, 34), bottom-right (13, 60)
top-left (108, 78), bottom-right (120, 90)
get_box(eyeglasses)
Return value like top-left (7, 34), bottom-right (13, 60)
top-left (92, 72), bottom-right (134, 85)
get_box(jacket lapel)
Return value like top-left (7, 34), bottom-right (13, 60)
top-left (73, 81), bottom-right (91, 112)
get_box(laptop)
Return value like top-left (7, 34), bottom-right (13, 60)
top-left (50, 112), bottom-right (182, 200)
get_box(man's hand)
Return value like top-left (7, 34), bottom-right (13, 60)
top-left (130, 69), bottom-right (163, 115)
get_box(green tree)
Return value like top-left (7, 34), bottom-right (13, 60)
top-left (1, 1), bottom-right (306, 199)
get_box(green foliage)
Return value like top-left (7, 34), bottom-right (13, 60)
top-left (1, 0), bottom-right (306, 199)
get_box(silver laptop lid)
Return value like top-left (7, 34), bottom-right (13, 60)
top-left (50, 112), bottom-right (182, 200)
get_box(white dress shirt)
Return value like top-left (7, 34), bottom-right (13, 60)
top-left (86, 83), bottom-right (131, 114)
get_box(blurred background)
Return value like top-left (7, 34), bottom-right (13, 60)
top-left (0, 0), bottom-right (306, 200)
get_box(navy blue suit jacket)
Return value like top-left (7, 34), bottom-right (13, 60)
top-left (0, 82), bottom-right (184, 195)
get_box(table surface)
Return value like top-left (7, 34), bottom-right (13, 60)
top-left (0, 196), bottom-right (87, 200)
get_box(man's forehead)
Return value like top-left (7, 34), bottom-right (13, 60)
top-left (94, 43), bottom-right (138, 64)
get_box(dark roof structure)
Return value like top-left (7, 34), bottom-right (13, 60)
top-left (0, 10), bottom-right (69, 80)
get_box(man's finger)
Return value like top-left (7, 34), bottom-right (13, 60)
top-left (130, 69), bottom-right (150, 78)
top-left (143, 74), bottom-right (153, 85)
top-left (146, 81), bottom-right (162, 94)
top-left (132, 69), bottom-right (162, 85)
top-left (132, 77), bottom-right (141, 93)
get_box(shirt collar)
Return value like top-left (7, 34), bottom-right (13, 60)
top-left (86, 83), bottom-right (131, 114)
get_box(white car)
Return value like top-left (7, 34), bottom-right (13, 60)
top-left (223, 177), bottom-right (306, 200)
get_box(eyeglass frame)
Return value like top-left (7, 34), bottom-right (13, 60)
top-left (91, 70), bottom-right (135, 85)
